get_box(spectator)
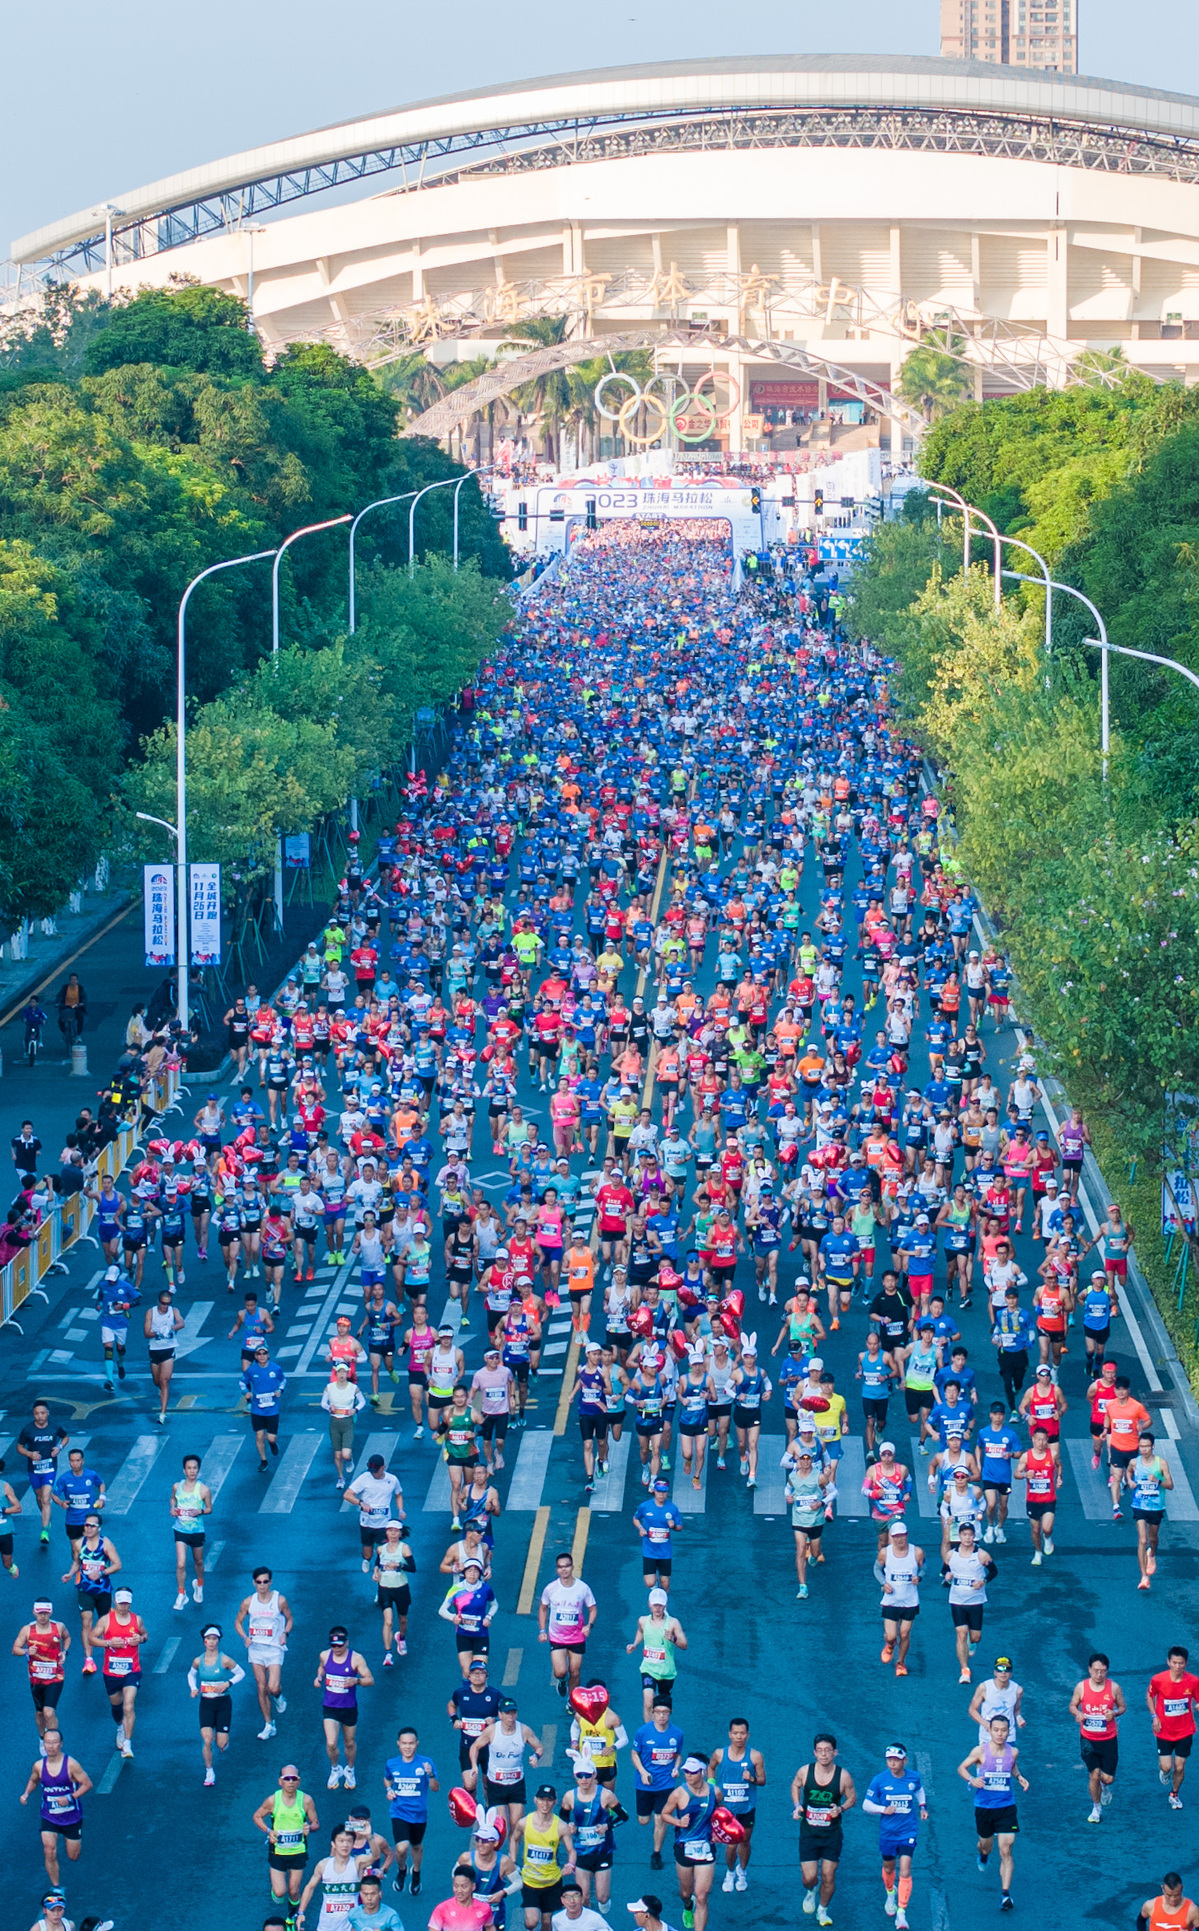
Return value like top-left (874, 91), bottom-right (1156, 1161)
top-left (12, 1121), bottom-right (41, 1180)
top-left (125, 1003), bottom-right (151, 1052)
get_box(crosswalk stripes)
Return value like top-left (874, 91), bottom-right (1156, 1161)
top-left (909, 1440), bottom-right (941, 1520)
top-left (20, 1435), bottom-right (90, 1516)
top-left (589, 1433), bottom-right (631, 1512)
top-left (293, 1259), bottom-right (356, 1373)
top-left (752, 1434), bottom-right (788, 1514)
top-left (423, 1460), bottom-right (452, 1513)
top-left (507, 1430), bottom-right (554, 1509)
top-left (672, 1444), bottom-right (707, 1514)
top-left (259, 1429), bottom-right (322, 1514)
top-left (1064, 1439), bottom-right (1114, 1519)
top-left (1164, 1441), bottom-right (1199, 1522)
top-left (340, 1432), bottom-right (399, 1510)
top-left (106, 1433), bottom-right (169, 1515)
top-left (835, 1438), bottom-right (872, 1517)
top-left (153, 1635), bottom-right (181, 1675)
top-left (198, 1433), bottom-right (243, 1502)
top-left (439, 1301), bottom-right (463, 1338)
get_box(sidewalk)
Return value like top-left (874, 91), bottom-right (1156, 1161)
top-left (0, 890), bottom-right (332, 1191)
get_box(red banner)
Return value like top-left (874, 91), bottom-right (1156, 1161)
top-left (750, 381), bottom-right (819, 406)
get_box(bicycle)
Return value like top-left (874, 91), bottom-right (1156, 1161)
top-left (23, 1022), bottom-right (43, 1066)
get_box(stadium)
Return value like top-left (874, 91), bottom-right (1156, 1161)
top-left (13, 52), bottom-right (1199, 449)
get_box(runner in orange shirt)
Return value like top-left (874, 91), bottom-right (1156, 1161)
top-left (1102, 1376), bottom-right (1152, 1520)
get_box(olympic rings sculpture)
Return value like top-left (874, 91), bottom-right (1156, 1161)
top-left (594, 368), bottom-right (741, 445)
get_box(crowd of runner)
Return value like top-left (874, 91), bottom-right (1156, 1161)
top-left (8, 519), bottom-right (1195, 1931)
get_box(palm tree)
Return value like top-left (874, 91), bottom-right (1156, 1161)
top-left (375, 350), bottom-right (444, 422)
top-left (501, 316), bottom-right (573, 464)
top-left (565, 352), bottom-right (655, 463)
top-left (896, 332), bottom-right (975, 421)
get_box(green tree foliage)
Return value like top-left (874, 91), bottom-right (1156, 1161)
top-left (0, 539), bottom-right (123, 922)
top-left (0, 280), bottom-right (513, 927)
top-left (126, 556), bottom-right (508, 889)
top-left (895, 337), bottom-right (975, 421)
top-left (83, 281), bottom-right (266, 380)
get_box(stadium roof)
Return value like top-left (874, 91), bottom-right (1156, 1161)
top-left (15, 53), bottom-right (1199, 265)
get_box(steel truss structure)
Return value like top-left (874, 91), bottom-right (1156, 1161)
top-left (32, 102), bottom-right (1199, 281)
top-left (401, 327), bottom-right (931, 440)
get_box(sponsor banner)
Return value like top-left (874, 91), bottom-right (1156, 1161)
top-left (189, 862), bottom-right (221, 966)
top-left (143, 864), bottom-right (175, 967)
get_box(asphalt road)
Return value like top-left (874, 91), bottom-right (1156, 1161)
top-left (1, 793), bottom-right (1195, 1931)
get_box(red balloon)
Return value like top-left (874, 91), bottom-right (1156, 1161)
top-left (629, 1305), bottom-right (654, 1339)
top-left (669, 1328), bottom-right (690, 1362)
top-left (800, 1394), bottom-right (831, 1413)
top-left (715, 1312), bottom-right (741, 1341)
top-left (569, 1684), bottom-right (610, 1723)
top-left (677, 1285), bottom-right (700, 1310)
top-left (711, 1806), bottom-right (747, 1846)
top-left (721, 1289), bottom-right (745, 1323)
top-left (448, 1787), bottom-right (478, 1829)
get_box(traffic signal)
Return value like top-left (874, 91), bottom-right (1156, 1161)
top-left (518, 501), bottom-right (528, 531)
top-left (814, 488), bottom-right (824, 515)
top-left (750, 486), bottom-right (761, 512)
top-left (586, 498), bottom-right (598, 531)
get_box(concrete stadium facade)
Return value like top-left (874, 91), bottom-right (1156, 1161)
top-left (14, 53), bottom-right (1199, 443)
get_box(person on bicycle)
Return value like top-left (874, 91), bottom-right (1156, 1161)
top-left (56, 975), bottom-right (88, 1050)
top-left (21, 1002), bottom-right (47, 1061)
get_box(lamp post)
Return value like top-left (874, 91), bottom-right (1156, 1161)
top-left (1003, 569), bottom-right (1110, 779)
top-left (271, 515), bottom-right (352, 928)
top-left (928, 483), bottom-right (1000, 609)
top-left (409, 471), bottom-right (492, 570)
top-left (932, 489), bottom-right (1056, 683)
top-left (348, 491), bottom-right (419, 636)
top-left (451, 464), bottom-right (495, 569)
top-left (151, 547), bottom-right (277, 1031)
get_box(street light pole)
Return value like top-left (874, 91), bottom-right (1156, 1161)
top-left (271, 515), bottom-right (352, 929)
top-left (929, 484), bottom-right (999, 608)
top-left (348, 491), bottom-right (419, 635)
top-left (931, 488), bottom-right (1055, 665)
top-left (1002, 569), bottom-right (1110, 779)
top-left (409, 474), bottom-right (482, 570)
top-left (452, 464), bottom-right (496, 570)
top-left (169, 548), bottom-right (277, 1029)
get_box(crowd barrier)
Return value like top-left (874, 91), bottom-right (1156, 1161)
top-left (0, 1062), bottom-right (183, 1333)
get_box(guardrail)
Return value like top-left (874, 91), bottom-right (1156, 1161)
top-left (0, 1061), bottom-right (184, 1333)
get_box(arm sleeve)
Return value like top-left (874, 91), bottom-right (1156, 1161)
top-left (613, 1725), bottom-right (629, 1749)
top-left (228, 1663), bottom-right (246, 1687)
top-left (187, 1666), bottom-right (199, 1692)
top-left (862, 1797), bottom-right (887, 1815)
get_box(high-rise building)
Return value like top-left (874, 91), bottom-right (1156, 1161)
top-left (940, 0), bottom-right (1077, 72)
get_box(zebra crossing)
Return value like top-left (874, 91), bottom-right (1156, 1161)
top-left (10, 1392), bottom-right (1198, 1547)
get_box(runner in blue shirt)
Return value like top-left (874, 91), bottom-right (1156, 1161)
top-left (50, 1450), bottom-right (106, 1551)
top-left (384, 1726), bottom-right (440, 1895)
top-left (862, 1745), bottom-right (927, 1930)
top-left (633, 1480), bottom-right (684, 1590)
top-left (976, 1402), bottom-right (1023, 1545)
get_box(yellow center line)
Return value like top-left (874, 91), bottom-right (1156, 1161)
top-left (556, 840), bottom-right (671, 1437)
top-left (516, 1503), bottom-right (551, 1614)
top-left (571, 1504), bottom-right (591, 1571)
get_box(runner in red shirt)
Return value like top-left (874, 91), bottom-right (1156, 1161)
top-left (1015, 1426), bottom-right (1057, 1566)
top-left (1069, 1651), bottom-right (1126, 1823)
top-left (1087, 1359), bottom-right (1120, 1467)
top-left (1148, 1646), bottom-right (1199, 1808)
top-left (595, 1171), bottom-right (633, 1272)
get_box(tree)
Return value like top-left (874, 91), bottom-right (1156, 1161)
top-left (896, 336), bottom-right (974, 421)
top-left (84, 279), bottom-right (265, 380)
top-left (502, 317), bottom-right (571, 463)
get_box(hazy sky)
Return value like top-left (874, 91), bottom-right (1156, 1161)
top-left (7, 0), bottom-right (1199, 256)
